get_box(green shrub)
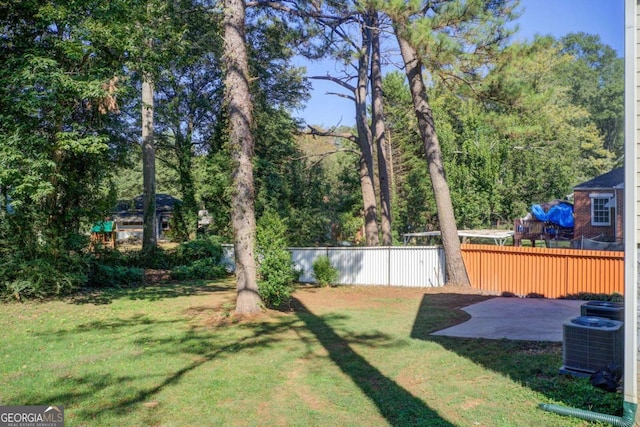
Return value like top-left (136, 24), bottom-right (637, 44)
top-left (257, 249), bottom-right (296, 308)
top-left (90, 246), bottom-right (131, 266)
top-left (564, 292), bottom-right (623, 302)
top-left (0, 213), bottom-right (91, 299)
top-left (168, 237), bottom-right (226, 280)
top-left (173, 236), bottom-right (223, 265)
top-left (0, 231), bottom-right (228, 298)
top-left (102, 247), bottom-right (172, 270)
top-left (135, 247), bottom-right (172, 269)
top-left (256, 211), bottom-right (296, 309)
top-left (312, 256), bottom-right (339, 287)
top-left (170, 259), bottom-right (226, 281)
top-left (87, 264), bottom-right (144, 288)
top-left (87, 236), bottom-right (227, 286)
top-left (1, 253), bottom-right (88, 299)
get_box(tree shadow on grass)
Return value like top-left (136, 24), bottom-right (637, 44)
top-left (292, 297), bottom-right (455, 427)
top-left (38, 313), bottom-right (184, 339)
top-left (410, 293), bottom-right (621, 416)
top-left (17, 297), bottom-right (455, 426)
top-left (17, 313), bottom-right (303, 422)
top-left (68, 280), bottom-right (235, 305)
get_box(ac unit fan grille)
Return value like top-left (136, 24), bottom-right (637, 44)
top-left (562, 317), bottom-right (624, 374)
top-left (580, 302), bottom-right (624, 321)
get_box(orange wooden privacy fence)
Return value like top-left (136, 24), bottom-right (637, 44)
top-left (461, 244), bottom-right (624, 298)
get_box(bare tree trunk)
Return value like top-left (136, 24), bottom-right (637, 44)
top-left (223, 0), bottom-right (262, 313)
top-left (395, 32), bottom-right (470, 286)
top-left (142, 73), bottom-right (157, 253)
top-left (370, 10), bottom-right (392, 246)
top-left (387, 131), bottom-right (396, 219)
top-left (355, 13), bottom-right (379, 246)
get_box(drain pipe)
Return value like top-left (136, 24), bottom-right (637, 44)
top-left (539, 402), bottom-right (637, 427)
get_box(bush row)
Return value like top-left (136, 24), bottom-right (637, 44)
top-left (0, 236), bottom-right (228, 299)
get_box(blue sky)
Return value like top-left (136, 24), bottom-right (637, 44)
top-left (294, 0), bottom-right (625, 127)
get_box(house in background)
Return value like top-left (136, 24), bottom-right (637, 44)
top-left (572, 167), bottom-right (624, 247)
top-left (113, 193), bottom-right (181, 242)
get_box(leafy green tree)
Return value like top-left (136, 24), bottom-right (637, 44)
top-left (253, 108), bottom-right (330, 246)
top-left (434, 94), bottom-right (509, 228)
top-left (112, 147), bottom-right (182, 201)
top-left (558, 32), bottom-right (624, 161)
top-left (479, 37), bottom-right (613, 215)
top-left (382, 72), bottom-right (436, 237)
top-left (295, 130), bottom-right (362, 245)
top-left (0, 0), bottom-right (127, 236)
top-left (154, 7), bottom-right (224, 238)
top-left (141, 67), bottom-right (157, 253)
top-left (91, 0), bottom-right (198, 253)
top-left (384, 0), bottom-right (518, 285)
top-left (303, 1), bottom-right (381, 246)
top-left (379, 34), bottom-right (615, 238)
top-left (193, 150), bottom-right (234, 239)
top-left (0, 0), bottom-right (131, 297)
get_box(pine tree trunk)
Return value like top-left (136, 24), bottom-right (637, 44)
top-left (355, 13), bottom-right (379, 246)
top-left (370, 10), bottom-right (392, 246)
top-left (395, 32), bottom-right (470, 286)
top-left (223, 0), bottom-right (262, 313)
top-left (141, 73), bottom-right (157, 253)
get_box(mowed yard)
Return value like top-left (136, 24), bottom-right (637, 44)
top-left (0, 278), bottom-right (620, 426)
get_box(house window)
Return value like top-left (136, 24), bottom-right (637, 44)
top-left (590, 193), bottom-right (613, 226)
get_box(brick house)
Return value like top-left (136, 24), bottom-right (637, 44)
top-left (572, 167), bottom-right (624, 242)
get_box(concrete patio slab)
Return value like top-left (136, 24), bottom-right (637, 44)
top-left (431, 297), bottom-right (585, 341)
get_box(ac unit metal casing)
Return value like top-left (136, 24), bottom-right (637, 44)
top-left (580, 301), bottom-right (624, 321)
top-left (562, 316), bottom-right (624, 375)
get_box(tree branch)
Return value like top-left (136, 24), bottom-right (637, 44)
top-left (306, 125), bottom-right (356, 142)
top-left (325, 91), bottom-right (355, 102)
top-left (246, 0), bottom-right (350, 23)
top-left (294, 147), bottom-right (359, 169)
top-left (309, 75), bottom-right (355, 93)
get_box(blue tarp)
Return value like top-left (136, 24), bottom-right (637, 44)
top-left (531, 202), bottom-right (574, 228)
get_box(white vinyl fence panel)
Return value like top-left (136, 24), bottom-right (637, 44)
top-left (290, 248), bottom-right (328, 282)
top-left (330, 247), bottom-right (389, 286)
top-left (290, 246), bottom-right (446, 287)
top-left (223, 245), bottom-right (447, 288)
top-left (388, 246), bottom-right (445, 287)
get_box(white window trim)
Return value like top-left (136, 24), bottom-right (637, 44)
top-left (590, 193), bottom-right (613, 226)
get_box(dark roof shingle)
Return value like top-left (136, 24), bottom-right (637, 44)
top-left (573, 167), bottom-right (624, 190)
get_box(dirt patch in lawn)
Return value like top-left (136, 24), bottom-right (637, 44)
top-left (173, 281), bottom-right (495, 331)
top-left (144, 269), bottom-right (173, 283)
top-left (292, 283), bottom-right (494, 311)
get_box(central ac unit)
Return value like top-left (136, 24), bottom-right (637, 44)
top-left (580, 301), bottom-right (624, 321)
top-left (562, 316), bottom-right (624, 375)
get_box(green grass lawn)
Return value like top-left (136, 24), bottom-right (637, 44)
top-left (0, 279), bottom-right (620, 426)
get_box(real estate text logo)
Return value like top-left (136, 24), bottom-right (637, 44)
top-left (0, 406), bottom-right (64, 427)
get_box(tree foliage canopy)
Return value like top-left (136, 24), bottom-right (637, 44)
top-left (0, 0), bottom-right (624, 297)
